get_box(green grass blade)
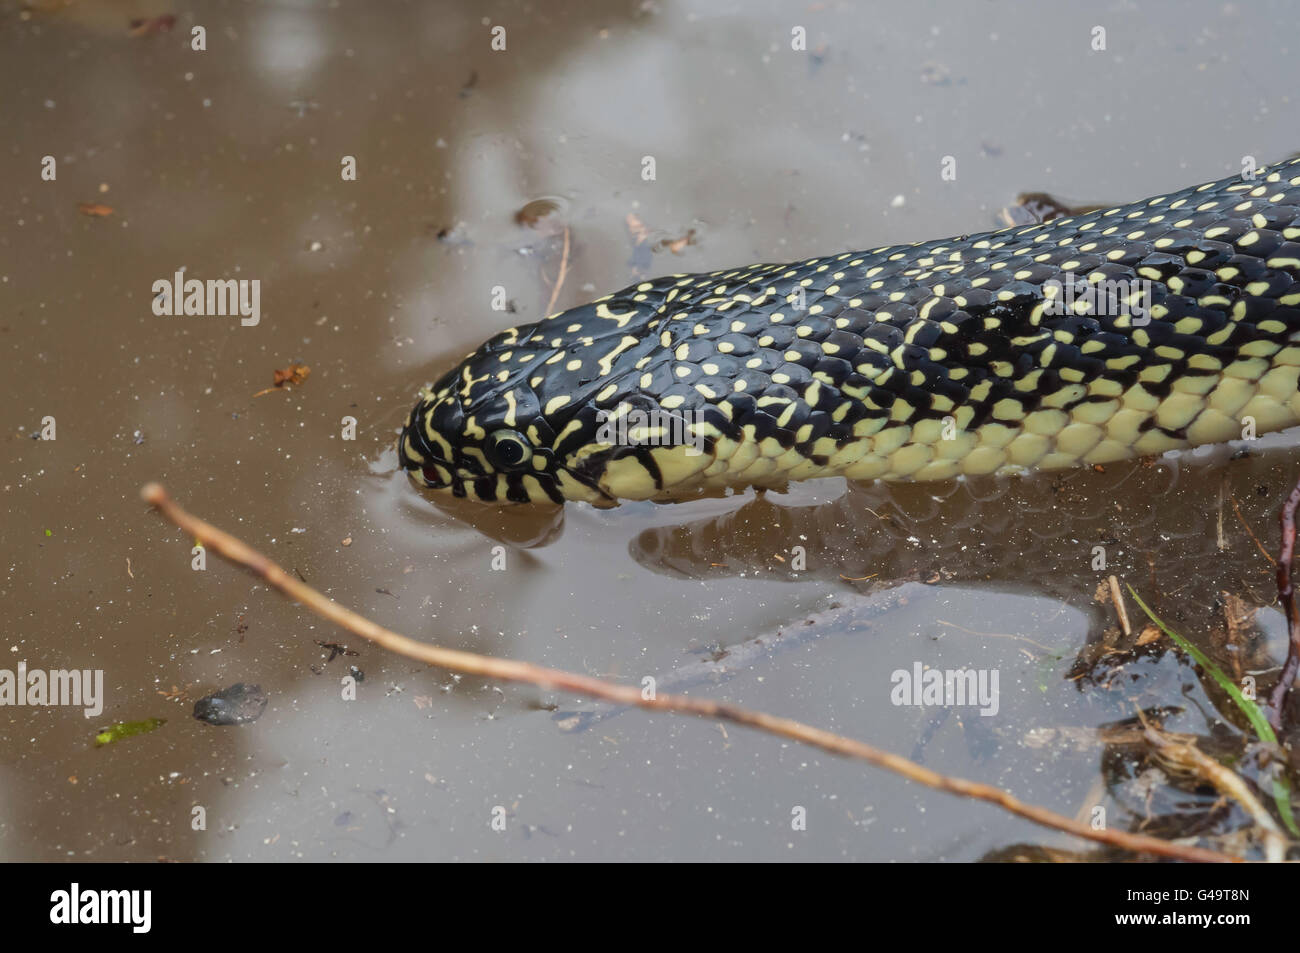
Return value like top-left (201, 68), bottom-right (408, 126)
top-left (1128, 586), bottom-right (1299, 838)
top-left (1274, 778), bottom-right (1299, 837)
top-left (1128, 587), bottom-right (1275, 742)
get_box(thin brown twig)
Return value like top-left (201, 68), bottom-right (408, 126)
top-left (1107, 574), bottom-right (1132, 638)
top-left (544, 226), bottom-right (571, 318)
top-left (934, 619), bottom-right (1056, 654)
top-left (140, 482), bottom-right (1239, 863)
top-left (1137, 711), bottom-right (1286, 862)
top-left (1230, 491), bottom-right (1276, 566)
top-left (1216, 477), bottom-right (1229, 552)
top-left (1268, 476), bottom-right (1300, 732)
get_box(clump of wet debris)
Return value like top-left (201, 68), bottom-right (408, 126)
top-left (193, 683), bottom-right (268, 726)
top-left (996, 480), bottom-right (1300, 861)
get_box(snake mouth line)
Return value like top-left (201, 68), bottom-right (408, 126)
top-left (402, 457), bottom-right (617, 507)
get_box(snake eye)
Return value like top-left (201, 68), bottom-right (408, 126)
top-left (485, 429), bottom-right (533, 471)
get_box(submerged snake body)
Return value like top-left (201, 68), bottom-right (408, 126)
top-left (400, 159), bottom-right (1300, 504)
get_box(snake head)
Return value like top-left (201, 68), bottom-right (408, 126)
top-left (397, 317), bottom-right (633, 505)
top-left (398, 300), bottom-right (730, 505)
top-left (398, 371), bottom-right (571, 505)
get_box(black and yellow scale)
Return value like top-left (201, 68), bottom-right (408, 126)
top-left (399, 158), bottom-right (1300, 505)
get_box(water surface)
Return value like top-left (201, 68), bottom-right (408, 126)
top-left (2, 0), bottom-right (1297, 860)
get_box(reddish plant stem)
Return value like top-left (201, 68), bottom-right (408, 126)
top-left (1269, 476), bottom-right (1300, 733)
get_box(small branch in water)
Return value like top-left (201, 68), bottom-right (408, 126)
top-left (1230, 491), bottom-right (1276, 566)
top-left (1269, 477), bottom-right (1300, 733)
top-left (1138, 711), bottom-right (1286, 863)
top-left (1107, 574), bottom-right (1132, 638)
top-left (1216, 477), bottom-right (1228, 552)
top-left (544, 226), bottom-right (571, 318)
top-left (139, 482), bottom-right (1240, 864)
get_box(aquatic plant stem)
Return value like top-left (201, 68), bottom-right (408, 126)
top-left (1269, 475), bottom-right (1300, 733)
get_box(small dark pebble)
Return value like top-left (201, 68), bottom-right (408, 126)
top-left (193, 683), bottom-right (269, 726)
top-left (349, 665), bottom-right (365, 682)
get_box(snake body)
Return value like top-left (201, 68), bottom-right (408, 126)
top-left (400, 158), bottom-right (1300, 505)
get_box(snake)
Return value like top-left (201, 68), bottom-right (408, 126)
top-left (398, 157), bottom-right (1300, 505)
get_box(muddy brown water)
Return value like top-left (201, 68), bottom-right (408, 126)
top-left (2, 0), bottom-right (1299, 861)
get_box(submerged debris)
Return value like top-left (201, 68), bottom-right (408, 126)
top-left (192, 683), bottom-right (268, 726)
top-left (998, 192), bottom-right (1107, 228)
top-left (432, 222), bottom-right (472, 246)
top-left (624, 213), bottom-right (697, 276)
top-left (315, 640), bottom-right (359, 663)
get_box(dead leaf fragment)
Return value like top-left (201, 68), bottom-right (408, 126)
top-left (254, 363), bottom-right (310, 397)
top-left (654, 229), bottom-right (697, 254)
top-left (273, 363), bottom-right (310, 387)
top-left (515, 197), bottom-right (566, 233)
top-left (1136, 625), bottom-right (1162, 647)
